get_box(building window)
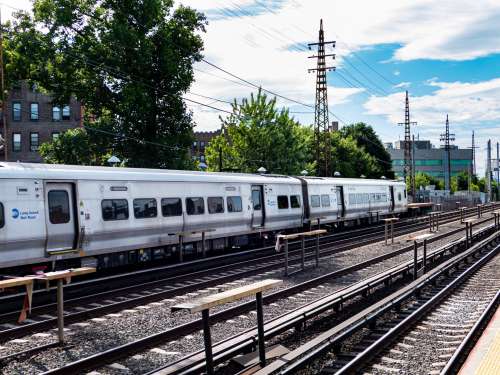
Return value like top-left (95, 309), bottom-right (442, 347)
top-left (186, 197), bottom-right (204, 215)
top-left (12, 133), bottom-right (21, 152)
top-left (208, 197), bottom-right (224, 214)
top-left (62, 105), bottom-right (71, 120)
top-left (30, 132), bottom-right (39, 152)
top-left (227, 196), bottom-right (242, 212)
top-left (30, 103), bottom-right (39, 120)
top-left (277, 195), bottom-right (289, 209)
top-left (161, 198), bottom-right (182, 217)
top-left (12, 102), bottom-right (21, 121)
top-left (193, 141), bottom-right (197, 148)
top-left (200, 141), bottom-right (205, 148)
top-left (52, 132), bottom-right (60, 141)
top-left (48, 190), bottom-right (70, 224)
top-left (102, 199), bottom-right (129, 221)
top-left (52, 106), bottom-right (61, 121)
top-left (200, 155), bottom-right (205, 162)
top-left (133, 198), bottom-right (157, 219)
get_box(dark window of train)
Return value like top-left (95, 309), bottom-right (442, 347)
top-left (102, 199), bottom-right (129, 221)
top-left (310, 195), bottom-right (320, 208)
top-left (186, 197), bottom-right (205, 215)
top-left (290, 195), bottom-right (301, 208)
top-left (321, 194), bottom-right (330, 207)
top-left (208, 197), bottom-right (224, 214)
top-left (227, 196), bottom-right (243, 212)
top-left (398, 193), bottom-right (402, 201)
top-left (161, 198), bottom-right (182, 217)
top-left (0, 202), bottom-right (4, 228)
top-left (134, 198), bottom-right (157, 219)
top-left (404, 189), bottom-right (407, 198)
top-left (277, 195), bottom-right (289, 209)
top-left (252, 190), bottom-right (262, 210)
top-left (48, 190), bottom-right (70, 224)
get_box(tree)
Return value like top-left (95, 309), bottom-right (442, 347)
top-left (205, 90), bottom-right (314, 175)
top-left (329, 132), bottom-right (380, 178)
top-left (410, 172), bottom-right (444, 191)
top-left (7, 0), bottom-right (206, 168)
top-left (339, 123), bottom-right (394, 179)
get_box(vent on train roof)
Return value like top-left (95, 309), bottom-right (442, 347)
top-left (259, 174), bottom-right (290, 178)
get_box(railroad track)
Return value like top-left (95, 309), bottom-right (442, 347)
top-left (0, 204), bottom-right (491, 342)
top-left (0, 203), bottom-right (491, 322)
top-left (252, 225), bottom-right (500, 375)
top-left (13, 215), bottom-right (494, 374)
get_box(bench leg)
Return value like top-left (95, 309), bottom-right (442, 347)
top-left (202, 309), bottom-right (214, 375)
top-left (256, 292), bottom-right (266, 368)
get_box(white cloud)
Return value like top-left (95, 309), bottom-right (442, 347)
top-left (394, 82), bottom-right (411, 88)
top-left (393, 70), bottom-right (400, 76)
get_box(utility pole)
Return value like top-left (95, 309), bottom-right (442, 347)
top-left (440, 114), bottom-right (455, 191)
top-left (496, 142), bottom-right (499, 201)
top-left (469, 130), bottom-right (478, 176)
top-left (398, 91), bottom-right (417, 200)
top-left (412, 134), bottom-right (416, 191)
top-left (486, 140), bottom-right (492, 202)
top-left (0, 8), bottom-right (7, 161)
top-left (308, 19), bottom-right (335, 177)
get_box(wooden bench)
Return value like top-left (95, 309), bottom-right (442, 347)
top-left (429, 211), bottom-right (440, 232)
top-left (382, 217), bottom-right (399, 245)
top-left (463, 218), bottom-right (476, 248)
top-left (172, 279), bottom-right (282, 374)
top-left (491, 210), bottom-right (500, 229)
top-left (0, 276), bottom-right (35, 323)
top-left (33, 267), bottom-right (96, 343)
top-left (275, 229), bottom-right (327, 276)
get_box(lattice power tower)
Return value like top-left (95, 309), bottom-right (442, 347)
top-left (308, 19), bottom-right (335, 177)
top-left (398, 91), bottom-right (417, 198)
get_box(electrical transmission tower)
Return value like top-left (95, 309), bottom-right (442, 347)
top-left (468, 130), bottom-right (478, 176)
top-left (308, 19), bottom-right (335, 177)
top-left (398, 91), bottom-right (417, 199)
top-left (440, 114), bottom-right (455, 191)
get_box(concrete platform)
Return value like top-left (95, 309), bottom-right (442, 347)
top-left (458, 306), bottom-right (500, 375)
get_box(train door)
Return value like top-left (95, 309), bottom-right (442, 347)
top-left (251, 185), bottom-right (265, 227)
top-left (45, 183), bottom-right (77, 253)
top-left (336, 186), bottom-right (345, 218)
top-left (389, 185), bottom-right (395, 211)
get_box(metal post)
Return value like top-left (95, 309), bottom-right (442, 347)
top-left (179, 235), bottom-right (184, 263)
top-left (301, 235), bottom-right (305, 271)
top-left (57, 279), bottom-right (64, 344)
top-left (284, 239), bottom-right (289, 276)
top-left (423, 239), bottom-right (428, 274)
top-left (478, 205), bottom-right (481, 218)
top-left (436, 213), bottom-right (439, 231)
top-left (429, 214), bottom-right (432, 232)
top-left (391, 221), bottom-right (394, 244)
top-left (460, 208), bottom-right (464, 223)
top-left (413, 241), bottom-right (418, 280)
top-left (256, 291), bottom-right (266, 368)
top-left (202, 309), bottom-right (214, 375)
top-left (317, 218), bottom-right (321, 230)
top-left (464, 222), bottom-right (468, 249)
top-left (385, 221), bottom-right (388, 245)
top-left (315, 234), bottom-right (320, 268)
top-left (201, 232), bottom-right (206, 258)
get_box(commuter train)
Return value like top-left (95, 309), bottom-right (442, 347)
top-left (0, 163), bottom-right (407, 271)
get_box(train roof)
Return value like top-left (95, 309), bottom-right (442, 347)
top-left (0, 162), bottom-right (404, 186)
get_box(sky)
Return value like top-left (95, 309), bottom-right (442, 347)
top-left (3, 0), bottom-right (500, 175)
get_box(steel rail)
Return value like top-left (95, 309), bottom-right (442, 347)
top-left (40, 220), bottom-right (497, 374)
top-left (2, 203), bottom-right (492, 321)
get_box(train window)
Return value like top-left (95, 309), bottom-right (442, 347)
top-left (252, 190), bottom-right (262, 210)
top-left (398, 193), bottom-right (402, 201)
top-left (290, 195), bottom-right (301, 208)
top-left (227, 196), bottom-right (243, 212)
top-left (0, 202), bottom-right (4, 228)
top-left (186, 197), bottom-right (205, 215)
top-left (404, 189), bottom-right (407, 198)
top-left (102, 199), bottom-right (129, 221)
top-left (48, 190), bottom-right (70, 224)
top-left (161, 198), bottom-right (182, 217)
top-left (208, 197), bottom-right (224, 214)
top-left (321, 194), bottom-right (330, 207)
top-left (310, 195), bottom-right (320, 208)
top-left (134, 198), bottom-right (157, 219)
top-left (277, 195), bottom-right (289, 209)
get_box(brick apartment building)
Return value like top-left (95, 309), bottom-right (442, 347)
top-left (190, 130), bottom-right (221, 166)
top-left (0, 81), bottom-right (82, 163)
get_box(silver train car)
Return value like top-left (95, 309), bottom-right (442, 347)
top-left (0, 163), bottom-right (407, 271)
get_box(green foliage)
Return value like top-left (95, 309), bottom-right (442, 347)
top-left (339, 123), bottom-right (394, 179)
top-left (205, 90), bottom-right (314, 175)
top-left (410, 172), bottom-right (444, 191)
top-left (7, 0), bottom-right (206, 168)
